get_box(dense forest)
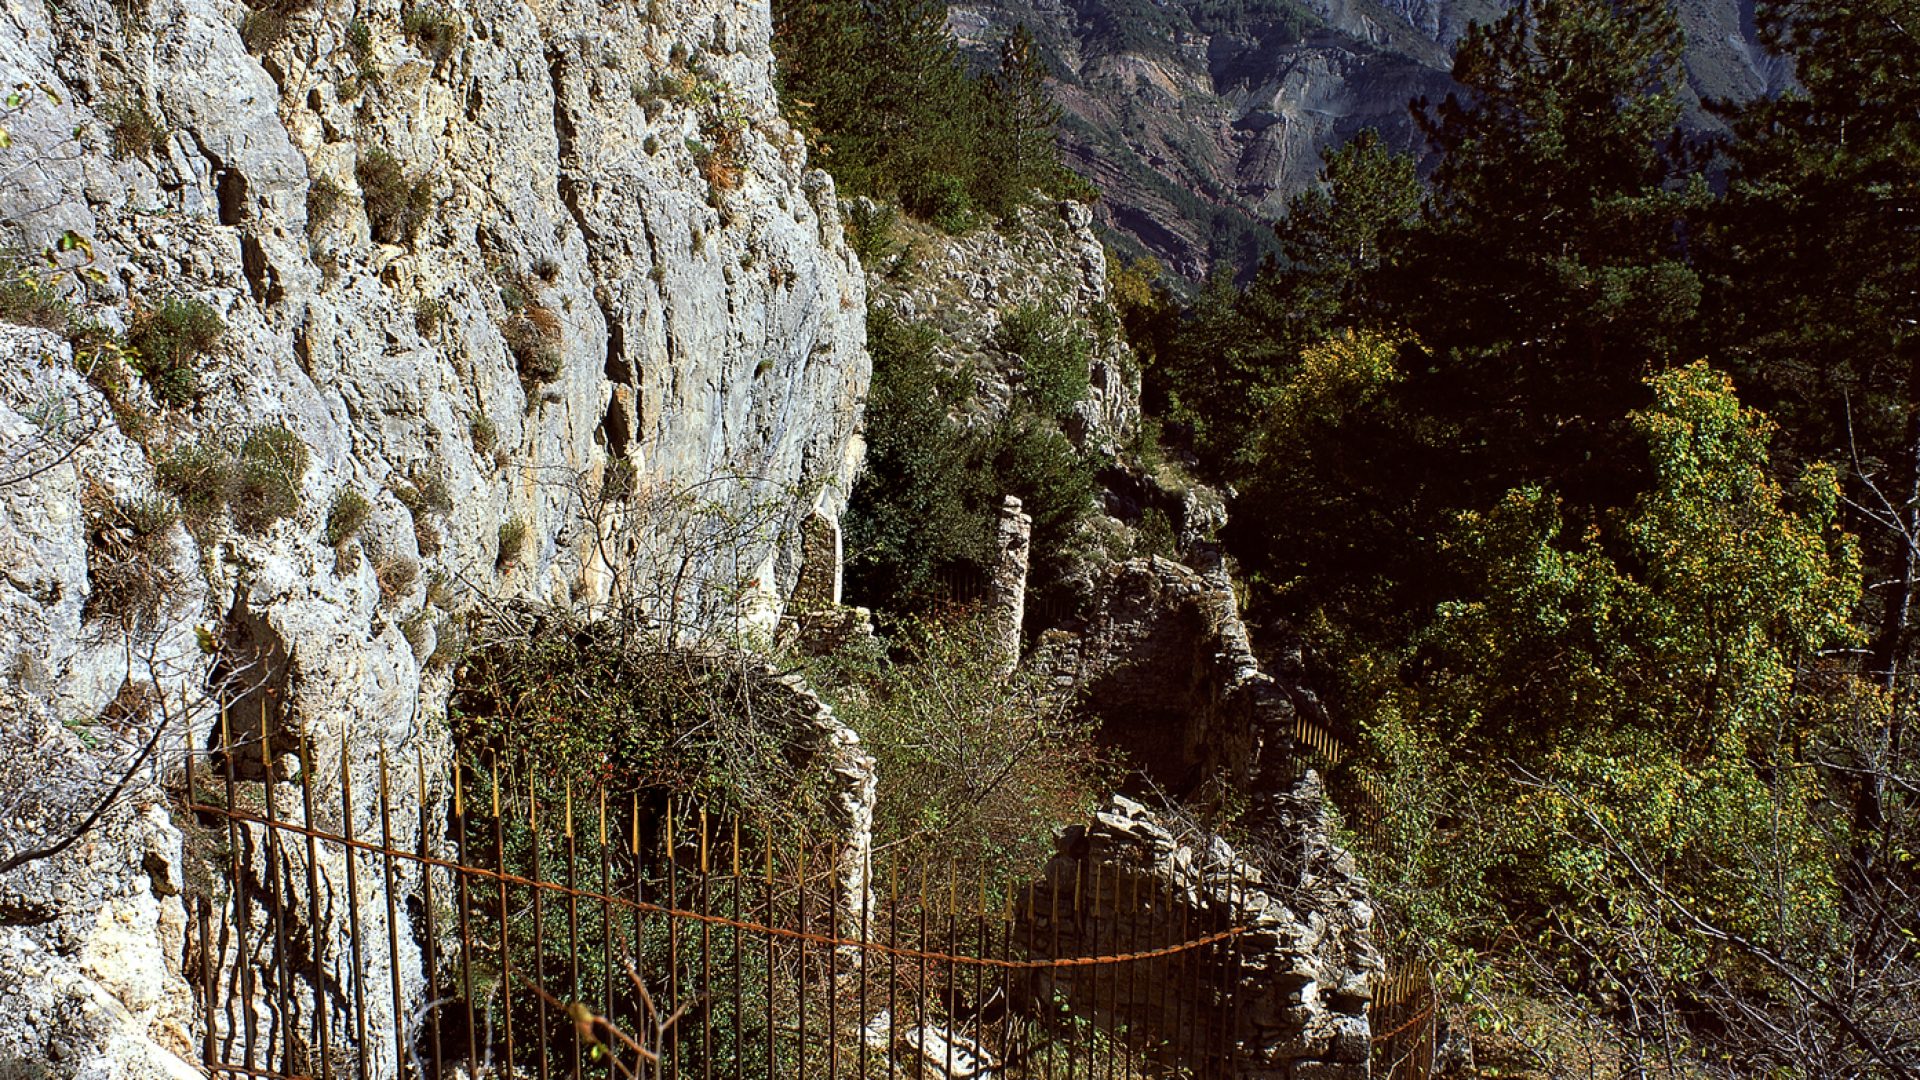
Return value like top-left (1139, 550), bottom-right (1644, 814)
top-left (778, 0), bottom-right (1919, 1072)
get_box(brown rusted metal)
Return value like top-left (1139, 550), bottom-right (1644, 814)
top-left (189, 756), bottom-right (1308, 1080)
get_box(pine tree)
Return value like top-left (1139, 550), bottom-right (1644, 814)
top-left (977, 26), bottom-right (1062, 217)
top-left (1708, 0), bottom-right (1920, 915)
top-left (1382, 0), bottom-right (1705, 509)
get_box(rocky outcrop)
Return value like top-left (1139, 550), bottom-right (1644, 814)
top-left (1024, 789), bottom-right (1382, 1078)
top-left (861, 198), bottom-right (1139, 456)
top-left (1037, 553), bottom-right (1296, 798)
top-left (0, 0), bottom-right (868, 1069)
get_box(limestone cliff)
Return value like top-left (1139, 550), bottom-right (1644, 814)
top-left (0, 0), bottom-right (867, 1070)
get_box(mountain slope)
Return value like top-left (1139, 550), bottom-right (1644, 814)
top-left (951, 0), bottom-right (1790, 280)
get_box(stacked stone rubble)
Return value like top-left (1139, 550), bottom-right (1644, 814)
top-left (1021, 791), bottom-right (1381, 1079)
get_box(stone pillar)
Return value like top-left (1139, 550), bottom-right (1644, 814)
top-left (986, 495), bottom-right (1032, 675)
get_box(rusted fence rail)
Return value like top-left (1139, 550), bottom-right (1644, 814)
top-left (179, 717), bottom-right (1276, 1080)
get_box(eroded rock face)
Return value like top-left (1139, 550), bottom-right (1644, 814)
top-left (1037, 554), bottom-right (1290, 798)
top-left (0, 0), bottom-right (868, 1069)
top-left (860, 198), bottom-right (1140, 457)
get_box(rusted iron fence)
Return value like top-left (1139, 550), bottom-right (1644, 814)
top-left (181, 716), bottom-right (1266, 1080)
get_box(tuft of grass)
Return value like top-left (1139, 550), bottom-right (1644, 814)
top-left (374, 553), bottom-right (420, 602)
top-left (83, 488), bottom-right (182, 630)
top-left (128, 296), bottom-right (224, 407)
top-left (0, 260), bottom-right (73, 330)
top-left (505, 303), bottom-right (564, 385)
top-left (306, 176), bottom-right (348, 237)
top-left (469, 413), bottom-right (498, 455)
top-left (401, 4), bottom-right (462, 63)
top-left (156, 439), bottom-right (238, 542)
top-left (101, 98), bottom-right (168, 161)
top-left (232, 425), bottom-right (310, 535)
top-left (356, 148), bottom-right (435, 245)
top-left (325, 489), bottom-right (372, 547)
top-left (496, 516), bottom-right (529, 569)
top-left (414, 296), bottom-right (449, 334)
top-left (240, 8), bottom-right (289, 51)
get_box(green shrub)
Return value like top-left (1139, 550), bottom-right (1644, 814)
top-left (325, 489), bottom-right (371, 546)
top-left (844, 200), bottom-right (902, 264)
top-left (356, 148), bottom-right (435, 245)
top-left (82, 490), bottom-right (182, 630)
top-left (101, 98), bottom-right (167, 161)
top-left (468, 413), bottom-right (498, 455)
top-left (845, 309), bottom-right (1095, 613)
top-left (156, 439), bottom-right (237, 541)
top-left (0, 261), bottom-right (71, 330)
top-left (810, 612), bottom-right (1108, 878)
top-left (127, 296), bottom-right (224, 407)
top-left (496, 516), bottom-right (529, 568)
top-left (998, 303), bottom-right (1090, 420)
top-left (232, 425), bottom-right (309, 534)
top-left (401, 4), bottom-right (462, 63)
top-left (414, 296), bottom-right (448, 334)
top-left (306, 176), bottom-right (348, 236)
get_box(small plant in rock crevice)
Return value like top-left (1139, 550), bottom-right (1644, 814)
top-left (325, 489), bottom-right (371, 547)
top-left (101, 97), bottom-right (167, 161)
top-left (401, 4), bottom-right (462, 63)
top-left (127, 295), bottom-right (224, 407)
top-left (155, 424), bottom-right (310, 541)
top-left (496, 515), bottom-right (529, 569)
top-left (306, 176), bottom-right (348, 238)
top-left (356, 148), bottom-right (435, 245)
top-left (82, 485), bottom-right (183, 632)
top-left (502, 289), bottom-right (564, 386)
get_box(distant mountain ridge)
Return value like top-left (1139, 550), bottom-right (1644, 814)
top-left (949, 0), bottom-right (1791, 280)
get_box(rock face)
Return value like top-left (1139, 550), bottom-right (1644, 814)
top-left (1023, 789), bottom-right (1382, 1078)
top-left (1037, 553), bottom-right (1298, 798)
top-left (861, 198), bottom-right (1140, 456)
top-left (0, 0), bottom-right (868, 1070)
top-left (951, 0), bottom-right (1792, 281)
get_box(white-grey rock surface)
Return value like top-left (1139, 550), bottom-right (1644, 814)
top-left (0, 0), bottom-right (868, 1069)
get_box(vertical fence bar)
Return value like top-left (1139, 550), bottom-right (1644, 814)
top-left (731, 821), bottom-right (744, 1080)
top-left (827, 840), bottom-right (839, 1080)
top-left (494, 754), bottom-right (515, 1073)
top-left (260, 706), bottom-right (294, 1073)
top-left (943, 863), bottom-right (956, 1080)
top-left (200, 896), bottom-right (219, 1069)
top-left (456, 761), bottom-right (478, 1074)
top-left (887, 864), bottom-right (900, 1080)
top-left (377, 750), bottom-right (407, 1077)
top-left (567, 783), bottom-right (582, 1080)
top-left (665, 802), bottom-right (680, 1080)
top-left (220, 701), bottom-right (256, 1073)
top-left (599, 788), bottom-right (613, 1080)
top-left (915, 868), bottom-right (929, 1080)
top-left (418, 750), bottom-right (444, 1080)
top-left (971, 880), bottom-right (986, 1077)
top-left (533, 772), bottom-right (552, 1080)
top-left (341, 729), bottom-right (372, 1080)
top-left (857, 853), bottom-right (870, 1080)
top-left (699, 809), bottom-right (713, 1080)
top-left (765, 832), bottom-right (776, 1080)
top-left (797, 844), bottom-right (809, 1080)
top-left (641, 787), bottom-right (656, 1068)
top-left (299, 731), bottom-right (332, 1080)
